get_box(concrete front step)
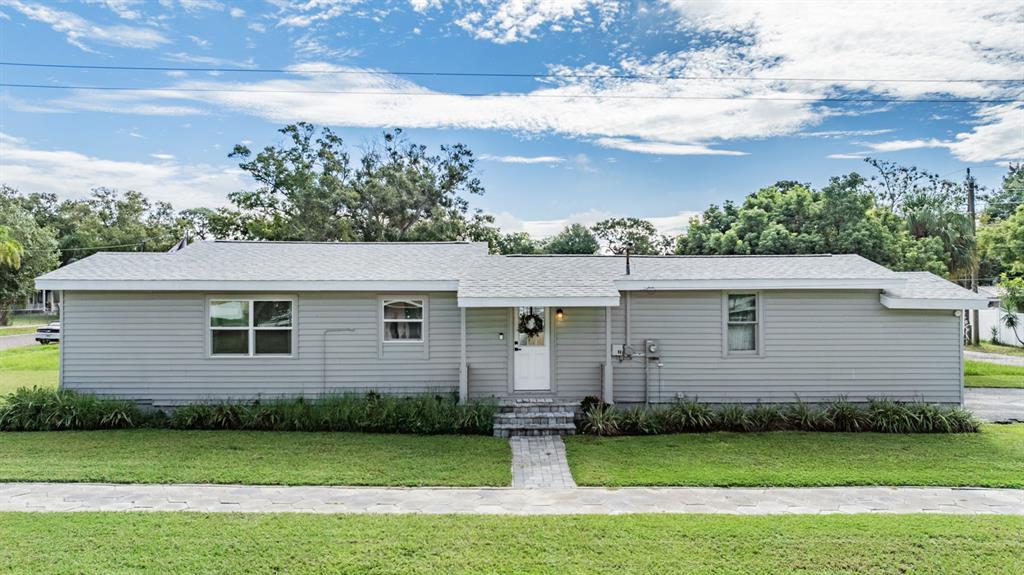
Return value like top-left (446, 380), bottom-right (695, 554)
top-left (494, 412), bottom-right (575, 426)
top-left (493, 421), bottom-right (577, 438)
top-left (498, 400), bottom-right (581, 415)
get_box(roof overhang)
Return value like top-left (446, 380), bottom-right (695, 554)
top-left (457, 296), bottom-right (621, 308)
top-left (35, 279), bottom-right (460, 292)
top-left (615, 278), bottom-right (907, 291)
top-left (880, 294), bottom-right (998, 310)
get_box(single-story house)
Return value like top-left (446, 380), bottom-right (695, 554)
top-left (35, 240), bottom-right (994, 408)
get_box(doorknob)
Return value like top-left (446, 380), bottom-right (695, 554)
top-left (514, 346), bottom-right (522, 352)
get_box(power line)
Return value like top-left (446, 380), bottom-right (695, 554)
top-left (3, 61), bottom-right (1022, 84)
top-left (1, 82), bottom-right (1019, 103)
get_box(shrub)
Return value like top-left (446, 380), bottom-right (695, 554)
top-left (783, 401), bottom-right (827, 431)
top-left (824, 398), bottom-right (870, 432)
top-left (0, 387), bottom-right (141, 431)
top-left (745, 403), bottom-right (785, 432)
top-left (581, 403), bottom-right (620, 436)
top-left (716, 404), bottom-right (750, 432)
top-left (868, 399), bottom-right (918, 433)
top-left (619, 407), bottom-right (659, 435)
top-left (665, 398), bottom-right (715, 432)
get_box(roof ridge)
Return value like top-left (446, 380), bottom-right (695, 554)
top-left (210, 240), bottom-right (476, 246)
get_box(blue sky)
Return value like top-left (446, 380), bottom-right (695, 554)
top-left (1, 0), bottom-right (1021, 237)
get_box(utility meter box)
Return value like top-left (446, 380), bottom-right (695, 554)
top-left (644, 339), bottom-right (660, 359)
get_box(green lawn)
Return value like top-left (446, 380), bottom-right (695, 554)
top-left (1, 513), bottom-right (1020, 574)
top-left (968, 341), bottom-right (1024, 357)
top-left (565, 424), bottom-right (1024, 487)
top-left (965, 359), bottom-right (1024, 389)
top-left (0, 344), bottom-right (59, 395)
top-left (0, 430), bottom-right (511, 486)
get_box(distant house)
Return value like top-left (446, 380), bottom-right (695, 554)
top-left (979, 286), bottom-right (1023, 348)
top-left (36, 241), bottom-right (993, 408)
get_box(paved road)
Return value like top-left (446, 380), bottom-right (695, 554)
top-left (1, 483), bottom-right (1020, 515)
top-left (964, 388), bottom-right (1024, 423)
top-left (0, 333), bottom-right (39, 350)
top-left (965, 350), bottom-right (1024, 367)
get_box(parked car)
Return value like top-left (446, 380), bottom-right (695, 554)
top-left (35, 321), bottom-right (60, 344)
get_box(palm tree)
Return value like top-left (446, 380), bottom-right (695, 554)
top-left (0, 226), bottom-right (23, 269)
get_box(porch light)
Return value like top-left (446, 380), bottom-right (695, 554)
top-left (556, 308), bottom-right (565, 320)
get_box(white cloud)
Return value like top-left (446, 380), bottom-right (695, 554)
top-left (408, 0), bottom-right (440, 13)
top-left (454, 0), bottom-right (621, 44)
top-left (799, 129), bottom-right (895, 139)
top-left (859, 138), bottom-right (950, 153)
top-left (493, 207), bottom-right (698, 239)
top-left (229, 6), bottom-right (244, 17)
top-left (826, 153), bottom-right (868, 160)
top-left (274, 0), bottom-right (366, 27)
top-left (85, 0), bottom-right (143, 20)
top-left (595, 137), bottom-right (747, 156)
top-left (248, 21), bottom-right (266, 33)
top-left (2, 0), bottom-right (169, 51)
top-left (162, 52), bottom-right (256, 68)
top-left (187, 34), bottom-right (210, 48)
top-left (0, 133), bottom-right (246, 208)
top-left (293, 34), bottom-right (363, 60)
top-left (479, 154), bottom-right (566, 164)
top-left (150, 153), bottom-right (175, 160)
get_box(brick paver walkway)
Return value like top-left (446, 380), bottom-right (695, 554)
top-left (511, 436), bottom-right (576, 489)
top-left (1, 483), bottom-right (1021, 515)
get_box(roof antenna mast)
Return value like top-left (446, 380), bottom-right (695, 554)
top-left (625, 242), bottom-right (632, 275)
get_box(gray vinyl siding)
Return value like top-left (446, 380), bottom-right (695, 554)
top-left (552, 306), bottom-right (604, 399)
top-left (611, 290), bottom-right (962, 405)
top-left (61, 291), bottom-right (461, 405)
top-left (466, 308), bottom-right (510, 399)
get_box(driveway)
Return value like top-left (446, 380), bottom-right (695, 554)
top-left (964, 388), bottom-right (1024, 423)
top-left (0, 334), bottom-right (38, 351)
top-left (965, 350), bottom-right (1024, 367)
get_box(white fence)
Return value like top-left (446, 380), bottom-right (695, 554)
top-left (978, 287), bottom-right (1023, 348)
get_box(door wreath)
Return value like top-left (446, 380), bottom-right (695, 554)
top-left (518, 309), bottom-right (545, 338)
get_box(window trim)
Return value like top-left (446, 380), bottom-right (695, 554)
top-left (721, 291), bottom-right (764, 358)
top-left (380, 296), bottom-right (428, 344)
top-left (206, 295), bottom-right (297, 359)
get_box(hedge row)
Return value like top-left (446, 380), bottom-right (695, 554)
top-left (0, 388), bottom-right (496, 435)
top-left (580, 397), bottom-right (981, 435)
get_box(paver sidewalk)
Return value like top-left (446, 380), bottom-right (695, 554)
top-left (1, 483), bottom-right (1021, 515)
top-left (511, 436), bottom-right (576, 488)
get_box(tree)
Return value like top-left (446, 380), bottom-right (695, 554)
top-left (592, 217), bottom-right (669, 255)
top-left (10, 186), bottom-right (189, 265)
top-left (996, 275), bottom-right (1024, 346)
top-left (224, 123), bottom-right (485, 242)
top-left (982, 163), bottom-right (1024, 222)
top-left (0, 226), bottom-right (23, 269)
top-left (494, 232), bottom-right (539, 255)
top-left (0, 196), bottom-right (58, 325)
top-left (979, 204), bottom-right (1024, 278)
top-left (542, 224), bottom-right (599, 254)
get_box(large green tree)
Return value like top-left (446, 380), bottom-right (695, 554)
top-left (979, 205), bottom-right (1024, 278)
top-left (542, 223), bottom-right (600, 254)
top-left (983, 163), bottom-right (1024, 222)
top-left (0, 192), bottom-right (58, 324)
top-left (218, 123), bottom-right (485, 242)
top-left (592, 217), bottom-right (669, 255)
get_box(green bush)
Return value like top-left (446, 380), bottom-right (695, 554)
top-left (3, 389), bottom-right (495, 435)
top-left (0, 387), bottom-right (141, 431)
top-left (577, 397), bottom-right (979, 436)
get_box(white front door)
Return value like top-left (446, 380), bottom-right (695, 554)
top-left (513, 307), bottom-right (551, 391)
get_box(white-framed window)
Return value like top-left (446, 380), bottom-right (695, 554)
top-left (209, 298), bottom-right (295, 357)
top-left (725, 293), bottom-right (759, 355)
top-left (382, 298), bottom-right (425, 342)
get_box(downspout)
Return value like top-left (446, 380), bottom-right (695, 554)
top-left (321, 328), bottom-right (356, 397)
top-left (58, 290), bottom-right (64, 390)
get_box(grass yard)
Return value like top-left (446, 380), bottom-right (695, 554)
top-left (0, 314), bottom-right (58, 336)
top-left (968, 341), bottom-right (1024, 357)
top-left (1, 513), bottom-right (1021, 574)
top-left (0, 430), bottom-right (511, 486)
top-left (964, 359), bottom-right (1024, 388)
top-left (565, 424), bottom-right (1024, 488)
top-left (0, 344), bottom-right (59, 395)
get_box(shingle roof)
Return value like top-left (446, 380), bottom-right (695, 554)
top-left (38, 241), bottom-right (489, 283)
top-left (41, 241), bottom-right (974, 308)
top-left (884, 272), bottom-right (993, 302)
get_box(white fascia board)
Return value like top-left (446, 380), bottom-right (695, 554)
top-left (34, 279), bottom-right (460, 292)
top-left (457, 296), bottom-right (621, 308)
top-left (880, 294), bottom-right (997, 310)
top-left (614, 278), bottom-right (906, 291)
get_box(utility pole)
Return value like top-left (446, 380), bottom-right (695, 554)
top-left (966, 167), bottom-right (979, 346)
